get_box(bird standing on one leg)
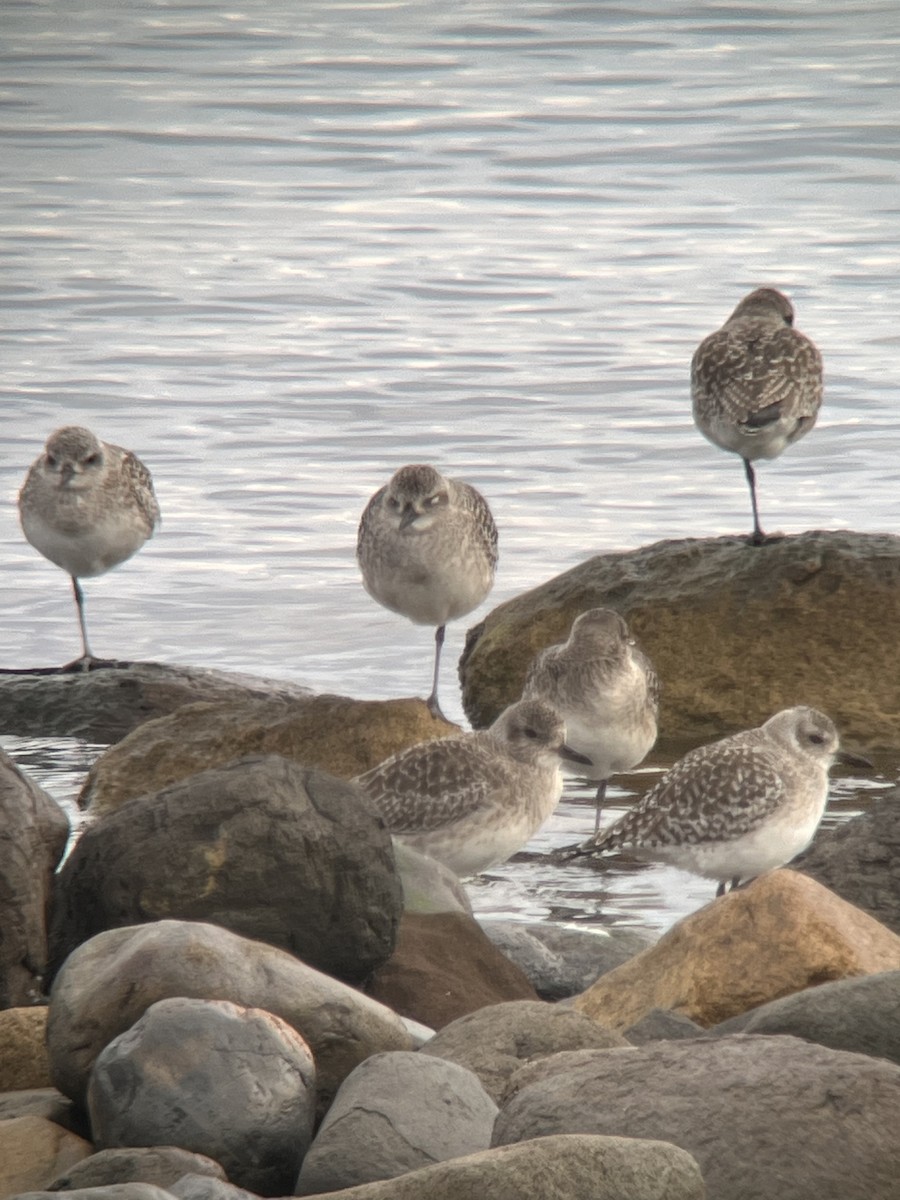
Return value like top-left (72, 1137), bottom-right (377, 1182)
top-left (691, 287), bottom-right (823, 545)
top-left (356, 463), bottom-right (498, 720)
top-left (522, 608), bottom-right (659, 834)
top-left (18, 425), bottom-right (160, 671)
top-left (354, 698), bottom-right (591, 878)
top-left (567, 706), bottom-right (870, 898)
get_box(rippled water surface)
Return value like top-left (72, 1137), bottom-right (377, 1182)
top-left (2, 0), bottom-right (899, 932)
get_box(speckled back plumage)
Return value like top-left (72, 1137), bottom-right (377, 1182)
top-left (691, 287), bottom-right (823, 462)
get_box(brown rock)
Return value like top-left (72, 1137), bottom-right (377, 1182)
top-left (0, 1114), bottom-right (92, 1198)
top-left (0, 1007), bottom-right (51, 1091)
top-left (0, 660), bottom-right (312, 742)
top-left (366, 913), bottom-right (539, 1029)
top-left (80, 693), bottom-right (458, 817)
top-left (459, 530), bottom-right (900, 745)
top-left (570, 869), bottom-right (900, 1030)
top-left (0, 750), bottom-right (69, 1006)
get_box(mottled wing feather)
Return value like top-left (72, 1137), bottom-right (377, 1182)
top-left (455, 480), bottom-right (499, 568)
top-left (692, 325), bottom-right (822, 422)
top-left (598, 742), bottom-right (787, 849)
top-left (356, 484), bottom-right (388, 557)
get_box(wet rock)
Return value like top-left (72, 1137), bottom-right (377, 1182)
top-left (88, 997), bottom-right (314, 1196)
top-left (493, 1035), bottom-right (900, 1200)
top-left (569, 870), bottom-right (900, 1030)
top-left (710, 969), bottom-right (900, 1066)
top-left (170, 1177), bottom-right (258, 1200)
top-left (0, 661), bottom-right (312, 742)
top-left (0, 1114), bottom-right (92, 1198)
top-left (49, 755), bottom-right (400, 986)
top-left (366, 912), bottom-right (538, 1029)
top-left (795, 788), bottom-right (900, 933)
top-left (624, 1008), bottom-right (706, 1045)
top-left (296, 1134), bottom-right (705, 1200)
top-left (295, 1051), bottom-right (497, 1195)
top-left (419, 999), bottom-right (628, 1103)
top-left (46, 1146), bottom-right (226, 1192)
top-left (460, 530), bottom-right (900, 745)
top-left (392, 842), bottom-right (473, 915)
top-left (0, 750), bottom-right (69, 1006)
top-left (14, 1187), bottom-right (175, 1200)
top-left (0, 1007), bottom-right (51, 1091)
top-left (79, 693), bottom-right (457, 817)
top-left (479, 920), bottom-right (652, 1000)
top-left (46, 919), bottom-right (413, 1113)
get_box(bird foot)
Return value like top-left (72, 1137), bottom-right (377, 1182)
top-left (59, 655), bottom-right (128, 674)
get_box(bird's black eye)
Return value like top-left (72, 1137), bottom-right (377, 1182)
top-left (387, 496), bottom-right (401, 509)
top-left (84, 453), bottom-right (100, 466)
top-left (808, 733), bottom-right (825, 745)
top-left (46, 454), bottom-right (57, 468)
top-left (523, 726), bottom-right (538, 739)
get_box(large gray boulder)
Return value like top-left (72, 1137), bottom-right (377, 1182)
top-left (45, 919), bottom-right (414, 1113)
top-left (88, 997), bottom-right (315, 1196)
top-left (48, 754), bottom-right (401, 985)
top-left (295, 1051), bottom-right (497, 1195)
top-left (0, 749), bottom-right (69, 1005)
top-left (493, 1034), bottom-right (900, 1200)
top-left (46, 1146), bottom-right (226, 1191)
top-left (710, 970), bottom-right (900, 1065)
top-left (460, 530), bottom-right (900, 746)
top-left (795, 789), bottom-right (900, 934)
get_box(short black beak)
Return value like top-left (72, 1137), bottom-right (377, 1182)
top-left (399, 505), bottom-right (417, 530)
top-left (559, 743), bottom-right (592, 766)
top-left (836, 749), bottom-right (873, 770)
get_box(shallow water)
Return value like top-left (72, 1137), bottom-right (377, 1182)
top-left (2, 0), bottom-right (899, 932)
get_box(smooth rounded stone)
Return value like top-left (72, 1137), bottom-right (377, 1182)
top-left (493, 1034), bottom-right (900, 1200)
top-left (0, 1006), bottom-right (51, 1090)
top-left (295, 1134), bottom-right (705, 1200)
top-left (0, 1114), bottom-right (92, 1198)
top-left (795, 789), bottom-right (900, 934)
top-left (46, 1147), bottom-right (226, 1192)
top-left (570, 870), bottom-right (900, 1031)
top-left (170, 1176), bottom-right (259, 1200)
top-left (48, 754), bottom-right (401, 986)
top-left (0, 1088), bottom-right (84, 1138)
top-left (12, 1188), bottom-right (177, 1200)
top-left (0, 661), bottom-right (312, 743)
top-left (459, 530), bottom-right (900, 746)
top-left (624, 1008), bottom-right (706, 1045)
top-left (391, 842), bottom-right (473, 915)
top-left (479, 920), bottom-right (653, 1000)
top-left (46, 920), bottom-right (413, 1113)
top-left (0, 749), bottom-right (69, 1006)
top-left (366, 912), bottom-right (538, 1030)
top-left (88, 997), bottom-right (315, 1196)
top-left (419, 999), bottom-right (628, 1103)
top-left (710, 970), bottom-right (900, 1065)
top-left (79, 693), bottom-right (458, 817)
top-left (295, 1051), bottom-right (497, 1195)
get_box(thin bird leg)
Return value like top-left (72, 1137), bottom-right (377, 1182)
top-left (743, 458), bottom-right (765, 545)
top-left (70, 575), bottom-right (93, 669)
top-left (426, 624), bottom-right (447, 719)
top-left (715, 880), bottom-right (727, 898)
top-left (593, 778), bottom-right (608, 835)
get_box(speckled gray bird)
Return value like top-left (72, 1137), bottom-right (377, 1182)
top-left (570, 706), bottom-right (869, 896)
top-left (691, 287), bottom-right (823, 544)
top-left (357, 463), bottom-right (498, 719)
top-left (354, 698), bottom-right (591, 878)
top-left (18, 425), bottom-right (160, 669)
top-left (522, 608), bottom-right (659, 833)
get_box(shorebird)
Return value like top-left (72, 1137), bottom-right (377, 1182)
top-left (18, 425), bottom-right (160, 670)
top-left (567, 706), bottom-right (870, 897)
top-left (353, 698), bottom-right (591, 878)
top-left (691, 287), bottom-right (823, 545)
top-left (357, 463), bottom-right (498, 720)
top-left (522, 608), bottom-right (659, 833)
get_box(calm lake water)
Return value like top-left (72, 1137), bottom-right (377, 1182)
top-left (2, 0), bottom-right (898, 933)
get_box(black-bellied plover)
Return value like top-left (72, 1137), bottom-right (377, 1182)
top-left (18, 426), bottom-right (160, 670)
top-left (691, 287), bottom-right (823, 545)
top-left (568, 706), bottom-right (869, 896)
top-left (356, 463), bottom-right (498, 720)
top-left (353, 698), bottom-right (591, 878)
top-left (522, 608), bottom-right (659, 833)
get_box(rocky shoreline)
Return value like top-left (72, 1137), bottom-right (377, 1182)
top-left (2, 532), bottom-right (900, 1199)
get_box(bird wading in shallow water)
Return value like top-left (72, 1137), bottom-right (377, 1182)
top-left (18, 425), bottom-right (160, 671)
top-left (522, 607), bottom-right (659, 833)
top-left (356, 463), bottom-right (498, 720)
top-left (691, 287), bottom-right (823, 545)
top-left (566, 706), bottom-right (870, 897)
top-left (353, 698), bottom-right (591, 878)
